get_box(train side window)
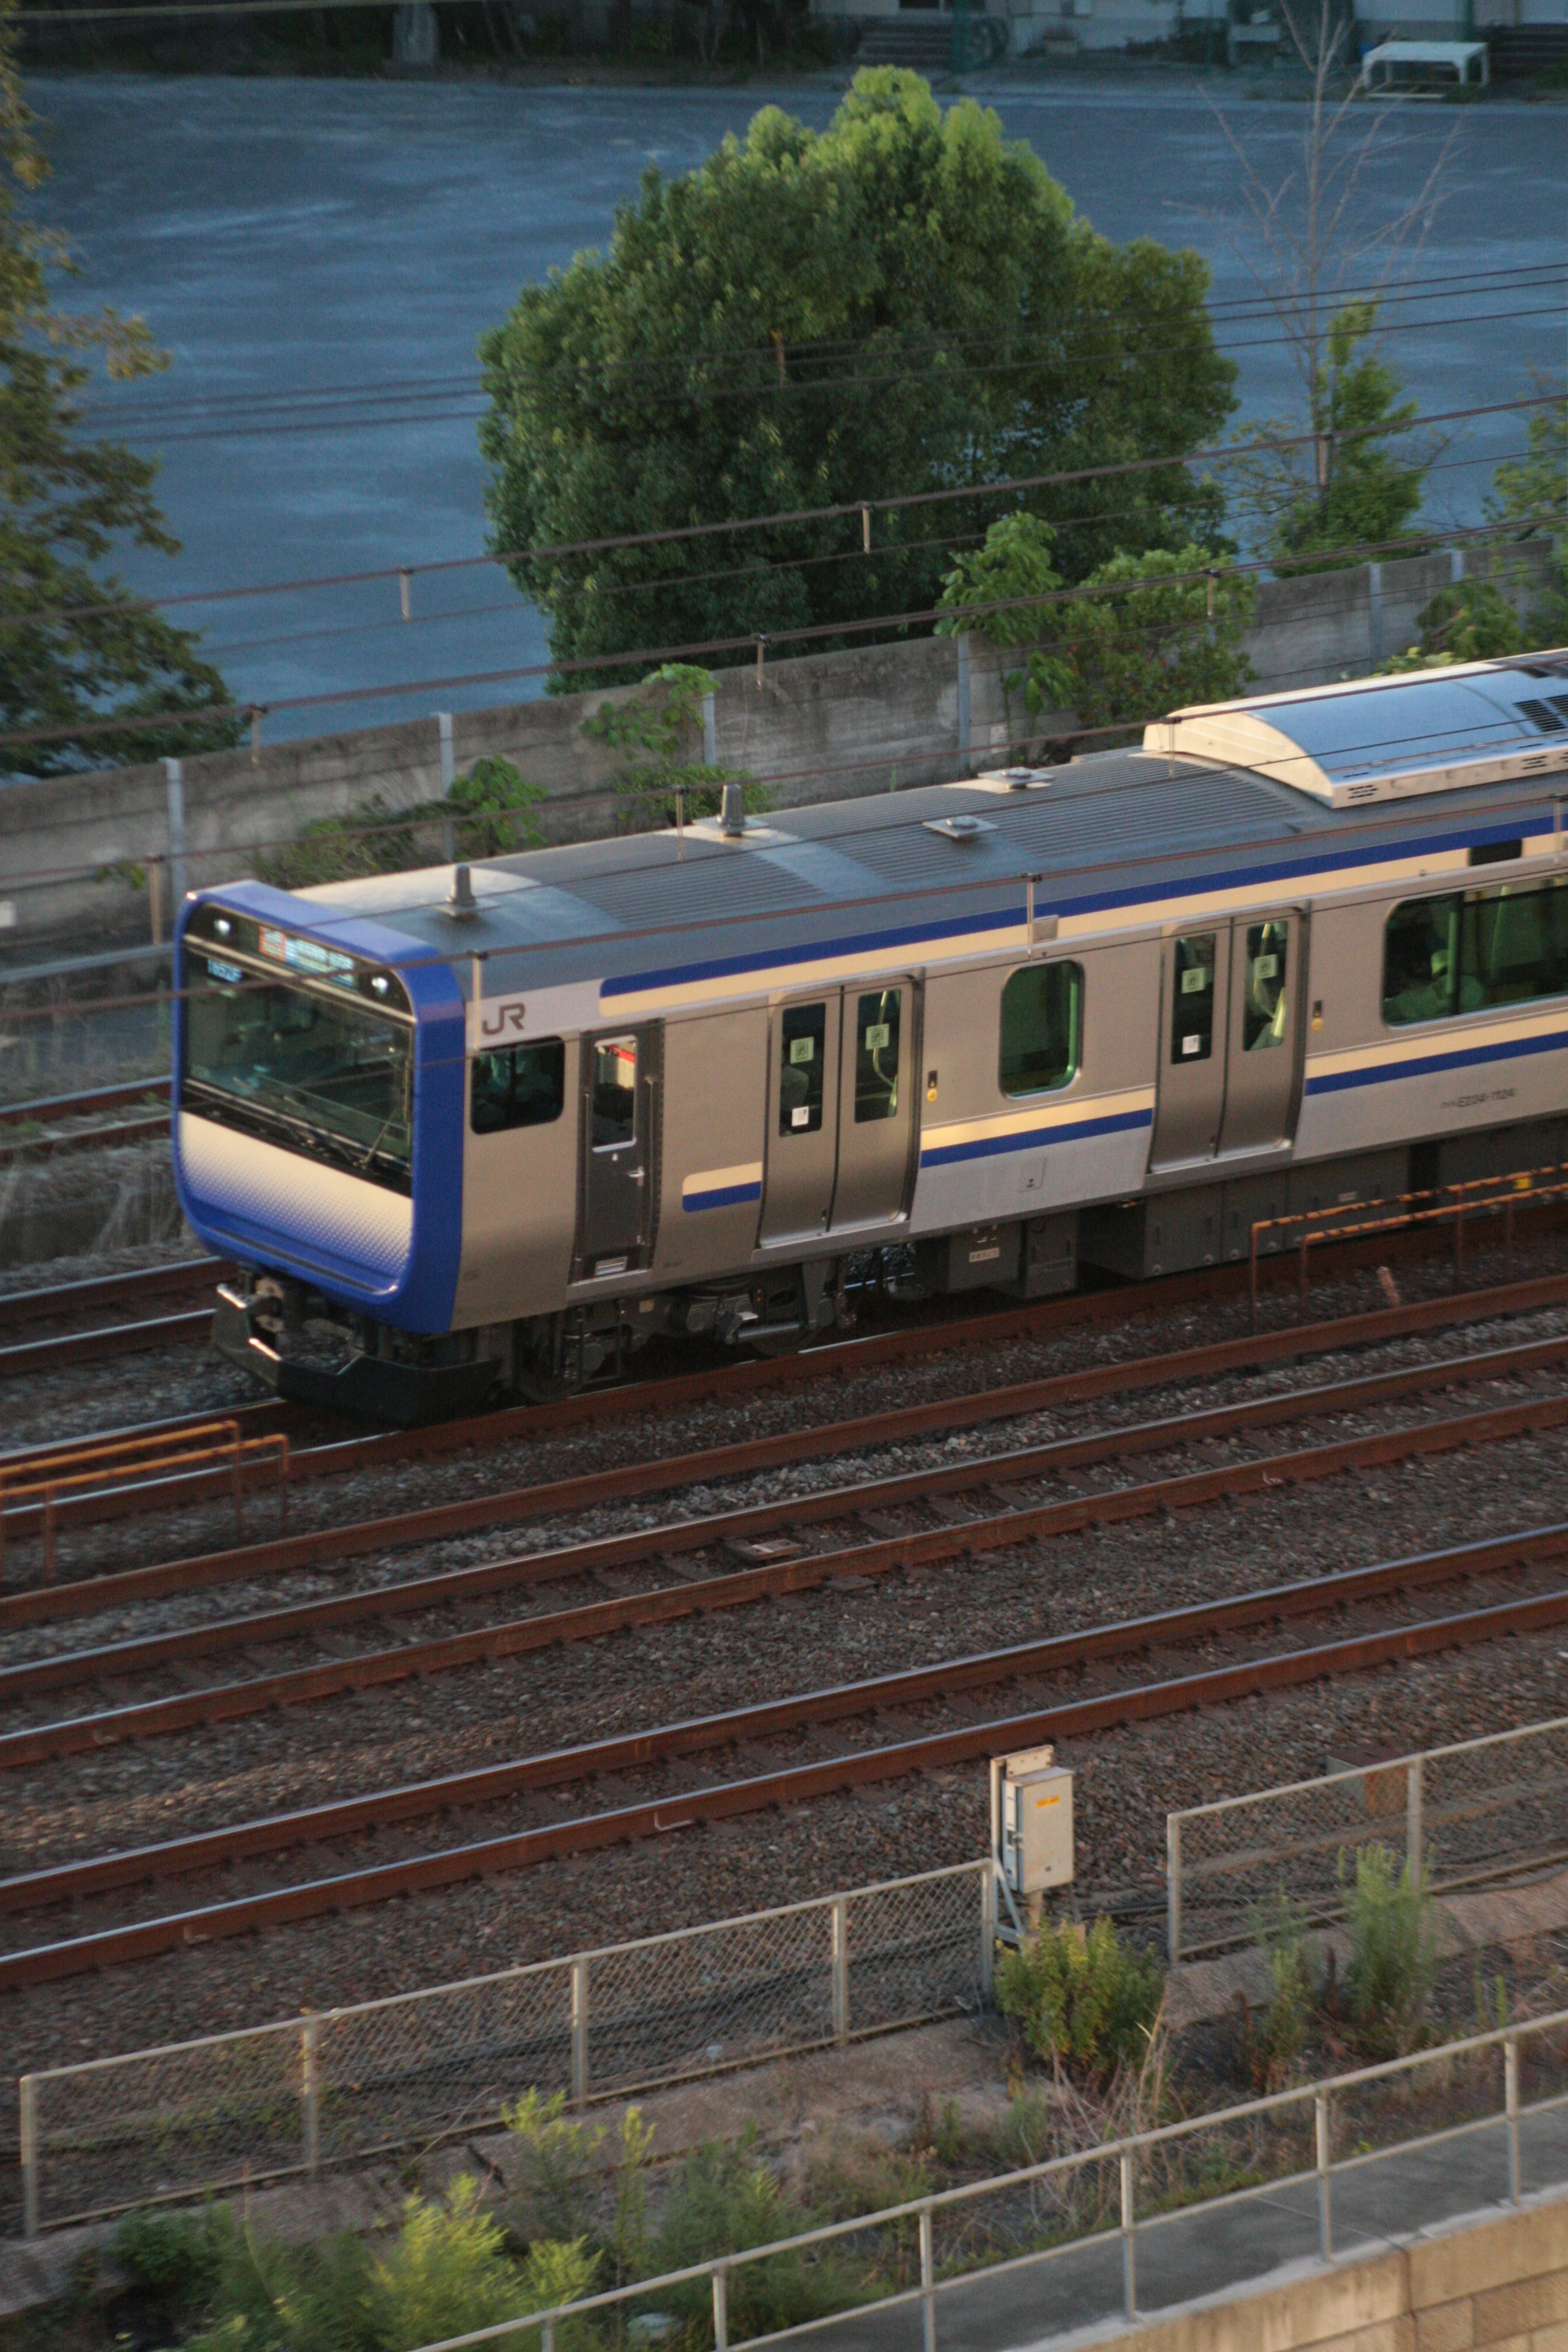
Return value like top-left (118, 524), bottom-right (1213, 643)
top-left (1383, 895), bottom-right (1462, 1025)
top-left (590, 1036), bottom-right (638, 1148)
top-left (1171, 934), bottom-right (1216, 1062)
top-left (470, 1038), bottom-right (566, 1135)
top-left (1000, 961), bottom-right (1082, 1098)
top-left (1460, 878), bottom-right (1568, 1010)
top-left (780, 1002), bottom-right (828, 1134)
top-left (854, 989), bottom-right (901, 1123)
top-left (1242, 920), bottom-right (1289, 1052)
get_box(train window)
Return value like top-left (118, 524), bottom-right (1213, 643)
top-left (1171, 934), bottom-right (1216, 1063)
top-left (780, 1002), bottom-right (827, 1135)
top-left (1383, 896), bottom-right (1461, 1025)
top-left (1242, 921), bottom-right (1289, 1052)
top-left (590, 1036), bottom-right (639, 1148)
top-left (854, 990), bottom-right (901, 1123)
top-left (1000, 962), bottom-right (1081, 1097)
top-left (1385, 882), bottom-right (1568, 1025)
top-left (470, 1039), bottom-right (566, 1135)
top-left (1461, 880), bottom-right (1568, 1011)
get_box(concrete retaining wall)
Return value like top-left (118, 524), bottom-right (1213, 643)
top-left (1103, 2189), bottom-right (1568, 2352)
top-left (0, 540), bottom-right (1556, 960)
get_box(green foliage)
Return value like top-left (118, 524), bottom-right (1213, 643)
top-left (1241, 1893), bottom-right (1314, 2092)
top-left (506, 2087), bottom-right (609, 2243)
top-left (258, 759), bottom-right (546, 891)
top-left (446, 756), bottom-right (548, 856)
top-left (0, 0), bottom-right (238, 775)
top-left (180, 2225), bottom-right (372, 2352)
top-left (367, 2179), bottom-right (595, 2352)
top-left (116, 2203), bottom-right (231, 2313)
top-left (480, 71), bottom-right (1236, 679)
top-left (938, 519), bottom-right (1252, 747)
top-left (581, 664), bottom-right (764, 831)
top-left (1378, 577), bottom-right (1535, 674)
top-left (996, 1917), bottom-right (1165, 2084)
top-left (163, 2180), bottom-right (596, 2352)
top-left (651, 2130), bottom-right (864, 2338)
top-left (1342, 1843), bottom-right (1439, 2059)
top-left (935, 514), bottom-right (1074, 754)
top-left (1268, 303), bottom-right (1430, 573)
top-left (1046, 544), bottom-right (1253, 733)
top-left (1488, 397), bottom-right (1567, 529)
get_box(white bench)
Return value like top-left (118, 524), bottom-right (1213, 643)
top-left (1361, 37), bottom-right (1490, 92)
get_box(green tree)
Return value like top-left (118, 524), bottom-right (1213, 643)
top-left (0, 0), bottom-right (237, 777)
top-left (480, 71), bottom-right (1237, 684)
top-left (1488, 395), bottom-right (1567, 531)
top-left (938, 517), bottom-right (1253, 750)
top-left (1266, 303), bottom-right (1430, 573)
top-left (1377, 577), bottom-right (1534, 674)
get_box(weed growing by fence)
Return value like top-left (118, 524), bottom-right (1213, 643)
top-left (1343, 1844), bottom-right (1439, 2059)
top-left (996, 1918), bottom-right (1165, 2085)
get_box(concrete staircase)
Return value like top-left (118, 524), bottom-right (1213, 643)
top-left (851, 17), bottom-right (958, 66)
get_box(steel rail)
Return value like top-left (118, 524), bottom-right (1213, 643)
top-left (7, 1307), bottom-right (1568, 1636)
top-left (5, 1577), bottom-right (1567, 1988)
top-left (0, 1114), bottom-right (169, 1167)
top-left (8, 1224), bottom-right (1568, 1521)
top-left (0, 1258), bottom-right (220, 1336)
top-left (7, 1520), bottom-right (1559, 1913)
top-left (9, 1336), bottom-right (1568, 1743)
top-left (0, 1310), bottom-right (214, 1382)
top-left (0, 1077), bottom-right (171, 1130)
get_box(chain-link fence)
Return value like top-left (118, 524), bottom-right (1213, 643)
top-left (1166, 1715), bottom-right (1568, 1960)
top-left (18, 1860), bottom-right (993, 2235)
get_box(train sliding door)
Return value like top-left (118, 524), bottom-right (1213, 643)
top-left (579, 1026), bottom-right (657, 1273)
top-left (758, 980), bottom-right (916, 1244)
top-left (1216, 913), bottom-right (1302, 1155)
top-left (1149, 913), bottom-right (1303, 1170)
top-left (1149, 928), bottom-right (1232, 1169)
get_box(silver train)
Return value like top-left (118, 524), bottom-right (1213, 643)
top-left (173, 654), bottom-right (1568, 1421)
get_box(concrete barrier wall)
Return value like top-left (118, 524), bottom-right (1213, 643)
top-left (0, 539), bottom-right (1556, 959)
top-left (1105, 2189), bottom-right (1568, 2352)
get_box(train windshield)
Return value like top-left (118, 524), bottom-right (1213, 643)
top-left (183, 954), bottom-right (413, 1193)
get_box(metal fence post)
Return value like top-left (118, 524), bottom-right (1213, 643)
top-left (1315, 2092), bottom-right (1332, 2261)
top-left (831, 1897), bottom-right (850, 2045)
top-left (1506, 2034), bottom-right (1521, 2203)
top-left (570, 1958), bottom-right (589, 2107)
top-left (301, 2014), bottom-right (320, 2178)
top-left (920, 2201), bottom-right (937, 2352)
top-left (1407, 1755), bottom-right (1424, 1884)
top-left (19, 2074), bottom-right (38, 2239)
top-left (980, 1864), bottom-right (996, 2002)
top-left (1166, 1815), bottom-right (1182, 1964)
top-left (712, 2265), bottom-right (728, 2352)
top-left (1119, 2150), bottom-right (1136, 2320)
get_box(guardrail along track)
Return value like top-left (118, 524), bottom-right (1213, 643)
top-left (12, 1329), bottom-right (1568, 1751)
top-left (9, 1301), bottom-right (1568, 1635)
top-left (4, 1533), bottom-right (1566, 1988)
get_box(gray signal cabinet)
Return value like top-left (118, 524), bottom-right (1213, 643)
top-left (991, 1744), bottom-right (1075, 1900)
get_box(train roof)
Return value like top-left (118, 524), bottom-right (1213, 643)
top-left (226, 655), bottom-right (1568, 1004)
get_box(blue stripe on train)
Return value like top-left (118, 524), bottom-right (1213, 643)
top-left (1305, 1026), bottom-right (1568, 1097)
top-left (683, 1180), bottom-right (764, 1213)
top-left (920, 1106), bottom-right (1152, 1169)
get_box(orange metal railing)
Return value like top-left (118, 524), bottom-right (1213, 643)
top-left (1248, 1162), bottom-right (1568, 1329)
top-left (0, 1421), bottom-right (289, 1583)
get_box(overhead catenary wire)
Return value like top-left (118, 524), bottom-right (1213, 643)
top-left (74, 284), bottom-right (1568, 445)
top-left (0, 384), bottom-right (1560, 658)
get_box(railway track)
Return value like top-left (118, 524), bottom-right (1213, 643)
top-left (0, 1260), bottom-right (224, 1390)
top-left (0, 1077), bottom-right (172, 1167)
top-left (9, 1297), bottom-right (1568, 1638)
top-left (15, 1251), bottom-right (1568, 1580)
top-left (11, 1322), bottom-right (1568, 1752)
top-left (3, 1525), bottom-right (1564, 1989)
